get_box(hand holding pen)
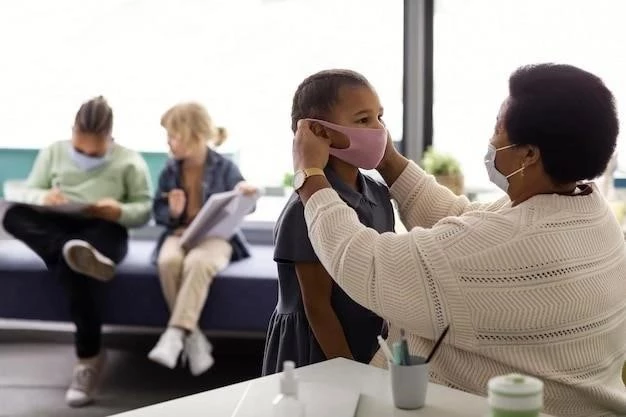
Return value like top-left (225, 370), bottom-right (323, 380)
top-left (42, 179), bottom-right (68, 206)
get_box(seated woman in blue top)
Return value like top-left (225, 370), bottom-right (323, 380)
top-left (149, 102), bottom-right (257, 376)
top-left (262, 69), bottom-right (395, 375)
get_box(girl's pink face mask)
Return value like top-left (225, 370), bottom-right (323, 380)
top-left (306, 119), bottom-right (387, 170)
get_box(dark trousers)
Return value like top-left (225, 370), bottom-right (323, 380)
top-left (3, 204), bottom-right (128, 358)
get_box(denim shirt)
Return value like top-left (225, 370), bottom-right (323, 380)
top-left (151, 148), bottom-right (253, 264)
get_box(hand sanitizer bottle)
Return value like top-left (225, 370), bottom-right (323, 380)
top-left (273, 361), bottom-right (305, 417)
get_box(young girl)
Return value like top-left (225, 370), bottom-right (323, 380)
top-left (262, 70), bottom-right (395, 375)
top-left (149, 102), bottom-right (257, 376)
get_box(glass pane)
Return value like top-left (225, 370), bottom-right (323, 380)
top-left (433, 0), bottom-right (626, 193)
top-left (0, 0), bottom-right (403, 188)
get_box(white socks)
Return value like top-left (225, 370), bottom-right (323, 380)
top-left (164, 327), bottom-right (185, 341)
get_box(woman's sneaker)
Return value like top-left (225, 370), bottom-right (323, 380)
top-left (148, 328), bottom-right (184, 369)
top-left (65, 353), bottom-right (105, 407)
top-left (62, 240), bottom-right (115, 281)
top-left (184, 331), bottom-right (214, 376)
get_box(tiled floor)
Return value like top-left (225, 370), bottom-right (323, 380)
top-left (0, 326), bottom-right (265, 417)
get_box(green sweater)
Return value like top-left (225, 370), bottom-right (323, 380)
top-left (20, 140), bottom-right (153, 228)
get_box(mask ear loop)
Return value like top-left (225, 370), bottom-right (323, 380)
top-left (505, 165), bottom-right (524, 179)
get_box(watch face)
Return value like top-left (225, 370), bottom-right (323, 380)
top-left (293, 171), bottom-right (305, 190)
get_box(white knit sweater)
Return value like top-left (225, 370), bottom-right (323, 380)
top-left (304, 162), bottom-right (626, 417)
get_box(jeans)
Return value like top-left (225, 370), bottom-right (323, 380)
top-left (3, 204), bottom-right (128, 358)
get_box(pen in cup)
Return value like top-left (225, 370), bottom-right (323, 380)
top-left (399, 329), bottom-right (410, 365)
top-left (392, 329), bottom-right (410, 365)
top-left (377, 335), bottom-right (396, 364)
top-left (425, 325), bottom-right (450, 363)
top-left (387, 326), bottom-right (450, 410)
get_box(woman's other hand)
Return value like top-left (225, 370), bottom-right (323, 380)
top-left (292, 119), bottom-right (331, 171)
top-left (85, 198), bottom-right (122, 222)
top-left (376, 131), bottom-right (409, 186)
top-left (42, 188), bottom-right (69, 206)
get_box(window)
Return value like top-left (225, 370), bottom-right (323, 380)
top-left (433, 0), bottom-right (626, 192)
top-left (0, 0), bottom-right (403, 193)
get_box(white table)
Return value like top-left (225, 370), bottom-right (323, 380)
top-left (110, 358), bottom-right (552, 417)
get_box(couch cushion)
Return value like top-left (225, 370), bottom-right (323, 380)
top-left (0, 239), bottom-right (277, 334)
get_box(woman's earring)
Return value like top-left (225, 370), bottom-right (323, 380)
top-left (521, 163), bottom-right (526, 177)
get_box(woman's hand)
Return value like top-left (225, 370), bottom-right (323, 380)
top-left (235, 181), bottom-right (258, 196)
top-left (376, 131), bottom-right (409, 187)
top-left (167, 189), bottom-right (186, 218)
top-left (85, 198), bottom-right (122, 222)
top-left (42, 188), bottom-right (68, 206)
top-left (292, 119), bottom-right (331, 171)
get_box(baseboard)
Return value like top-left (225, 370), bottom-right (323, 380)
top-left (0, 318), bottom-right (266, 355)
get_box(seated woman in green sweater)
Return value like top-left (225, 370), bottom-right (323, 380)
top-left (2, 96), bottom-right (152, 408)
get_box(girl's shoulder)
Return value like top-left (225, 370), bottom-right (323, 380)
top-left (165, 157), bottom-right (179, 168)
top-left (275, 193), bottom-right (305, 231)
top-left (273, 192), bottom-right (317, 263)
top-left (360, 173), bottom-right (393, 212)
top-left (361, 172), bottom-right (390, 196)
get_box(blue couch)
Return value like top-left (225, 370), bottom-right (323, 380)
top-left (0, 233), bottom-right (278, 336)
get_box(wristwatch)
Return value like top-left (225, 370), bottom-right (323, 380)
top-left (293, 168), bottom-right (325, 191)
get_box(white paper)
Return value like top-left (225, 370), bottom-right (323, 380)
top-left (179, 190), bottom-right (259, 249)
top-left (0, 199), bottom-right (90, 215)
top-left (231, 380), bottom-right (360, 417)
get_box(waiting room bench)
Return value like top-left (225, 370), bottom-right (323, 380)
top-left (0, 238), bottom-right (277, 337)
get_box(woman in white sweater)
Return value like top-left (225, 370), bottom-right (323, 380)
top-left (290, 63), bottom-right (626, 417)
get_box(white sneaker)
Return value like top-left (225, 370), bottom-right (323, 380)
top-left (148, 328), bottom-right (184, 369)
top-left (65, 353), bottom-right (105, 408)
top-left (184, 331), bottom-right (214, 376)
top-left (63, 239), bottom-right (115, 282)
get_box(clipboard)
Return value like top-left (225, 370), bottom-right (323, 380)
top-left (179, 190), bottom-right (259, 249)
top-left (0, 200), bottom-right (90, 215)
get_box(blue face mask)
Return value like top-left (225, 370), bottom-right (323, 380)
top-left (69, 146), bottom-right (109, 171)
top-left (484, 143), bottom-right (523, 193)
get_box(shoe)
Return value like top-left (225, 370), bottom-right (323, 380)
top-left (65, 353), bottom-right (105, 407)
top-left (184, 330), bottom-right (214, 376)
top-left (62, 239), bottom-right (115, 282)
top-left (148, 329), bottom-right (184, 369)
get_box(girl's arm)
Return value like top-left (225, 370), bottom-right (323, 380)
top-left (152, 167), bottom-right (182, 228)
top-left (295, 262), bottom-right (353, 360)
top-left (224, 159), bottom-right (257, 210)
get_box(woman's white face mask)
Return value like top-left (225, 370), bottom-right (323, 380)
top-left (484, 143), bottom-right (524, 193)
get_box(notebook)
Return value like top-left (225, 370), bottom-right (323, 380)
top-left (231, 380), bottom-right (360, 417)
top-left (179, 190), bottom-right (258, 249)
top-left (0, 200), bottom-right (90, 215)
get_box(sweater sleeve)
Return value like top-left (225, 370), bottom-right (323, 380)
top-left (119, 155), bottom-right (153, 228)
top-left (389, 161), bottom-right (509, 230)
top-left (303, 188), bottom-right (479, 339)
top-left (20, 146), bottom-right (54, 204)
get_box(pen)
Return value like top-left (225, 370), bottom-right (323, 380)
top-left (399, 328), bottom-right (410, 365)
top-left (377, 335), bottom-right (396, 364)
top-left (392, 342), bottom-right (405, 366)
top-left (425, 325), bottom-right (450, 363)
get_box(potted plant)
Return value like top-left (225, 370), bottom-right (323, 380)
top-left (421, 147), bottom-right (464, 195)
top-left (283, 172), bottom-right (294, 191)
